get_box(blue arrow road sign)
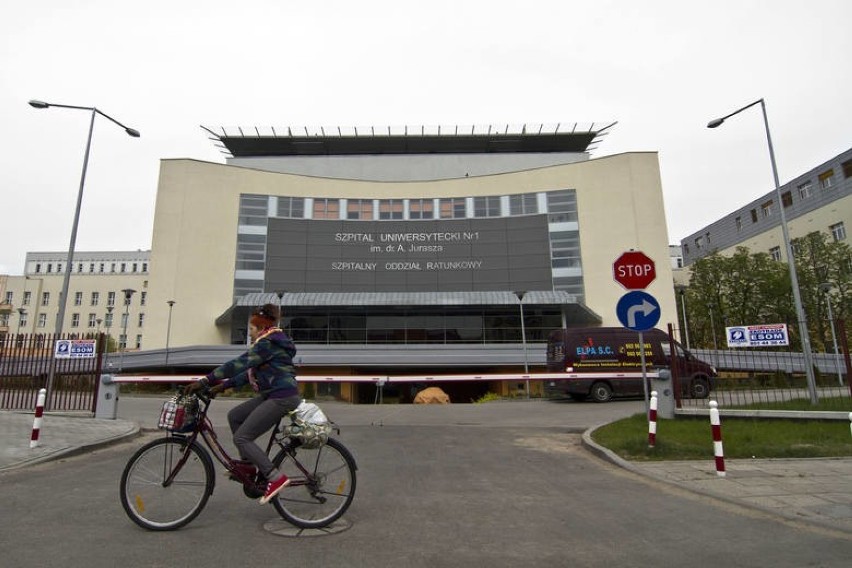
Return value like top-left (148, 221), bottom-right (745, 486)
top-left (616, 291), bottom-right (661, 332)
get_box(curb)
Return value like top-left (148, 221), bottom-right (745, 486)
top-left (580, 424), bottom-right (852, 537)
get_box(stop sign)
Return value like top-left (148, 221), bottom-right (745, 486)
top-left (613, 251), bottom-right (656, 290)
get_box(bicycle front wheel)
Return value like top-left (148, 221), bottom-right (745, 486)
top-left (271, 437), bottom-right (357, 529)
top-left (120, 437), bottom-right (214, 531)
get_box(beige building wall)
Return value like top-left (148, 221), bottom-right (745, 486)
top-left (144, 152), bottom-right (677, 349)
top-left (1, 270), bottom-right (149, 348)
top-left (712, 193), bottom-right (852, 261)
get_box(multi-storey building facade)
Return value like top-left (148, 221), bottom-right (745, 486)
top-left (681, 148), bottom-right (852, 265)
top-left (0, 251), bottom-right (150, 350)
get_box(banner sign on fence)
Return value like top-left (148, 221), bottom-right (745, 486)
top-left (726, 324), bottom-right (789, 348)
top-left (54, 339), bottom-right (97, 359)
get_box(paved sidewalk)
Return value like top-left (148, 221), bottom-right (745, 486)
top-left (0, 411), bottom-right (139, 471)
top-left (1, 401), bottom-right (851, 536)
top-left (582, 431), bottom-right (852, 535)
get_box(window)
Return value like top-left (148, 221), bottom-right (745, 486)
top-left (735, 216), bottom-right (742, 232)
top-left (831, 222), bottom-right (846, 242)
top-left (546, 190), bottom-right (578, 223)
top-left (140, 292), bottom-right (147, 306)
top-left (88, 314), bottom-right (97, 328)
top-left (142, 263), bottom-right (148, 272)
top-left (105, 313), bottom-right (114, 328)
top-left (819, 169), bottom-right (834, 189)
top-left (89, 263), bottom-right (95, 273)
top-left (108, 292), bottom-right (116, 306)
top-left (798, 181), bottom-right (812, 199)
top-left (135, 335), bottom-right (142, 349)
top-left (761, 200), bottom-right (773, 218)
top-left (439, 198), bottom-right (467, 219)
top-left (705, 232), bottom-right (711, 245)
top-left (781, 191), bottom-right (793, 208)
top-left (750, 209), bottom-right (758, 223)
top-left (38, 314), bottom-right (46, 328)
top-left (121, 314), bottom-right (129, 329)
top-left (132, 263), bottom-right (138, 272)
top-left (119, 334), bottom-right (127, 349)
top-left (41, 292), bottom-right (50, 306)
top-left (57, 264), bottom-right (62, 273)
top-left (120, 263), bottom-right (126, 273)
top-left (77, 263), bottom-right (83, 273)
top-left (74, 292), bottom-right (83, 306)
top-left (235, 233), bottom-right (266, 271)
top-left (408, 199), bottom-right (434, 219)
top-left (843, 159), bottom-right (852, 179)
top-left (3, 291), bottom-right (12, 304)
top-left (47, 264), bottom-right (53, 273)
top-left (138, 313), bottom-right (145, 327)
top-left (239, 194), bottom-right (269, 225)
top-left (99, 263), bottom-right (105, 273)
top-left (277, 196), bottom-right (304, 218)
top-left (473, 196), bottom-right (501, 218)
top-left (18, 313), bottom-right (27, 328)
top-left (769, 246), bottom-right (782, 261)
top-left (91, 292), bottom-right (99, 306)
top-left (694, 236), bottom-right (704, 250)
top-left (312, 198), bottom-right (340, 219)
top-left (23, 291), bottom-right (31, 306)
top-left (110, 263), bottom-right (116, 273)
top-left (346, 199), bottom-right (373, 220)
top-left (0, 313), bottom-right (8, 326)
top-left (71, 313), bottom-right (80, 328)
top-left (509, 194), bottom-right (538, 215)
top-left (35, 263), bottom-right (41, 273)
top-left (378, 199), bottom-right (403, 220)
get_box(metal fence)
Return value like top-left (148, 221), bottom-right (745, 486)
top-left (0, 333), bottom-right (106, 412)
top-left (669, 321), bottom-right (851, 410)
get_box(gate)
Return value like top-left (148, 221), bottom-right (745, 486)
top-left (0, 333), bottom-right (106, 413)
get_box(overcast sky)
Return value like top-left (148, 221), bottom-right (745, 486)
top-left (1, 0), bottom-right (849, 275)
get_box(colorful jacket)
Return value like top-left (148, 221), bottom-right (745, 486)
top-left (205, 328), bottom-right (298, 399)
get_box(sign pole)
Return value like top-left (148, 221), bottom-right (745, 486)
top-left (639, 331), bottom-right (650, 416)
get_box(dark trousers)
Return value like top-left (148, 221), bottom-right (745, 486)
top-left (227, 395), bottom-right (301, 478)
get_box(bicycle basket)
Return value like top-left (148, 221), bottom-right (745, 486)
top-left (157, 394), bottom-right (199, 433)
top-left (284, 401), bottom-right (332, 449)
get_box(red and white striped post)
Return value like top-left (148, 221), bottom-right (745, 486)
top-left (31, 388), bottom-right (46, 449)
top-left (648, 390), bottom-right (658, 448)
top-left (709, 400), bottom-right (725, 477)
top-left (848, 412), bottom-right (852, 438)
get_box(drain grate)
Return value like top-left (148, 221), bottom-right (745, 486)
top-left (263, 517), bottom-right (352, 537)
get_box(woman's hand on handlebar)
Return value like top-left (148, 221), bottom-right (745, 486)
top-left (183, 379), bottom-right (208, 396)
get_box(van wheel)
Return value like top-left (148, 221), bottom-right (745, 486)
top-left (590, 382), bottom-right (613, 403)
top-left (691, 378), bottom-right (710, 399)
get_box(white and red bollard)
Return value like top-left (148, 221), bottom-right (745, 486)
top-left (30, 388), bottom-right (46, 449)
top-left (709, 400), bottom-right (725, 477)
top-left (648, 391), bottom-right (658, 448)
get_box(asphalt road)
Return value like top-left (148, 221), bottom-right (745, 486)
top-left (1, 398), bottom-right (850, 567)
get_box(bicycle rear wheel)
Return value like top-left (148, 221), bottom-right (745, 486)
top-left (271, 437), bottom-right (357, 529)
top-left (120, 437), bottom-right (214, 531)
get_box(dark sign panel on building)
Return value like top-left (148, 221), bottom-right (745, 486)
top-left (265, 215), bottom-right (553, 292)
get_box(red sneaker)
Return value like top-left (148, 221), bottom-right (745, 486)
top-left (259, 474), bottom-right (290, 504)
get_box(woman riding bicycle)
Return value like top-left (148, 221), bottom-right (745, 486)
top-left (185, 303), bottom-right (299, 504)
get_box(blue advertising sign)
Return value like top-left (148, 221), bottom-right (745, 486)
top-left (616, 291), bottom-right (661, 332)
top-left (54, 340), bottom-right (97, 359)
top-left (726, 324), bottom-right (789, 347)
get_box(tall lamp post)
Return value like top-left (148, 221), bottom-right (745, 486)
top-left (105, 306), bottom-right (114, 371)
top-left (29, 99), bottom-right (139, 399)
top-left (165, 300), bottom-right (176, 366)
top-left (119, 289), bottom-right (136, 372)
top-left (819, 283), bottom-right (844, 386)
top-left (514, 291), bottom-right (530, 399)
top-left (708, 98), bottom-right (819, 404)
top-left (676, 286), bottom-right (691, 349)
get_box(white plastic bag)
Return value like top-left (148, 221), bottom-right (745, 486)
top-left (286, 400), bottom-right (332, 448)
top-left (294, 400), bottom-right (328, 425)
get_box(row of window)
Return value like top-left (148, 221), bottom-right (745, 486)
top-left (240, 194), bottom-right (554, 224)
top-left (3, 311), bottom-right (145, 329)
top-left (687, 159), bottom-right (850, 255)
top-left (32, 261), bottom-right (149, 275)
top-left (4, 290), bottom-right (147, 308)
top-left (690, 220), bottom-right (846, 256)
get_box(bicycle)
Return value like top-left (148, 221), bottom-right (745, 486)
top-left (119, 391), bottom-right (357, 531)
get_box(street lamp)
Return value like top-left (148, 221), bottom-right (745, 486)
top-left (105, 306), bottom-right (114, 371)
top-left (17, 308), bottom-right (27, 334)
top-left (165, 300), bottom-right (176, 366)
top-left (30, 99), bottom-right (139, 398)
top-left (676, 286), bottom-right (691, 349)
top-left (819, 283), bottom-right (844, 386)
top-left (119, 289), bottom-right (136, 372)
top-left (514, 291), bottom-right (530, 399)
top-left (275, 290), bottom-right (285, 329)
top-left (707, 302), bottom-right (718, 351)
top-left (708, 98), bottom-right (819, 404)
